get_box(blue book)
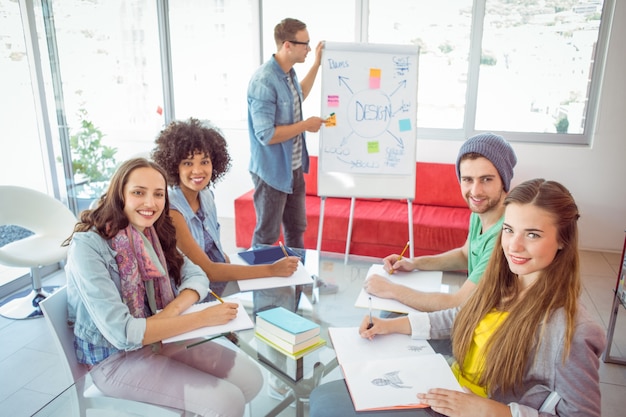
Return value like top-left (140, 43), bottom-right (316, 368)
top-left (256, 307), bottom-right (320, 345)
top-left (238, 245), bottom-right (300, 265)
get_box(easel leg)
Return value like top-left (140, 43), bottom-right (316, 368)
top-left (344, 197), bottom-right (356, 264)
top-left (311, 197), bottom-right (326, 304)
top-left (407, 198), bottom-right (414, 258)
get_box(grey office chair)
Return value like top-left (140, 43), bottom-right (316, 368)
top-left (40, 286), bottom-right (185, 416)
top-left (0, 185), bottom-right (77, 319)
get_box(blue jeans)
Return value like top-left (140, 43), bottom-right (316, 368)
top-left (250, 168), bottom-right (306, 249)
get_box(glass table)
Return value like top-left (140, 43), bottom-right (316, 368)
top-left (32, 250), bottom-right (466, 417)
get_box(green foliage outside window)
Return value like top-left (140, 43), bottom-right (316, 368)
top-left (70, 108), bottom-right (117, 183)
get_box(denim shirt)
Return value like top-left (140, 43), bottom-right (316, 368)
top-left (168, 185), bottom-right (226, 262)
top-left (247, 55), bottom-right (310, 193)
top-left (65, 231), bottom-right (209, 360)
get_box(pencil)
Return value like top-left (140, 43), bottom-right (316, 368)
top-left (398, 241), bottom-right (410, 259)
top-left (209, 289), bottom-right (224, 303)
top-left (279, 241), bottom-right (289, 258)
top-left (390, 241), bottom-right (410, 275)
top-left (367, 296), bottom-right (374, 329)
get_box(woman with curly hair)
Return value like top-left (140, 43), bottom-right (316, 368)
top-left (152, 118), bottom-right (299, 302)
top-left (63, 158), bottom-right (263, 416)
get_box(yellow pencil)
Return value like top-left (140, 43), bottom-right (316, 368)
top-left (209, 290), bottom-right (224, 303)
top-left (390, 241), bottom-right (410, 274)
top-left (279, 241), bottom-right (289, 258)
top-left (398, 241), bottom-right (410, 260)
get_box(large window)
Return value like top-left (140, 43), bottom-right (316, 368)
top-left (44, 0), bottom-right (165, 210)
top-left (0, 0), bottom-right (50, 192)
top-left (368, 0), bottom-right (473, 131)
top-left (368, 0), bottom-right (609, 143)
top-left (476, 0), bottom-right (603, 136)
top-left (169, 0), bottom-right (256, 124)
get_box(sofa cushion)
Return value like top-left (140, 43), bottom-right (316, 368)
top-left (414, 162), bottom-right (466, 208)
top-left (349, 199), bottom-right (470, 254)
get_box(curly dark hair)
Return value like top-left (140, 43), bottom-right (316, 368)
top-left (151, 117), bottom-right (232, 187)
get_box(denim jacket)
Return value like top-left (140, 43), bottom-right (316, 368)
top-left (247, 55), bottom-right (309, 193)
top-left (168, 185), bottom-right (225, 262)
top-left (65, 231), bottom-right (209, 354)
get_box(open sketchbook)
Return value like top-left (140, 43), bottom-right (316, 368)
top-left (342, 354), bottom-right (462, 411)
top-left (231, 252), bottom-right (314, 291)
top-left (329, 327), bottom-right (461, 411)
top-left (162, 299), bottom-right (254, 344)
top-left (355, 264), bottom-right (443, 314)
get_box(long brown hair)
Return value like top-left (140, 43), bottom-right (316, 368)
top-left (452, 178), bottom-right (581, 395)
top-left (63, 158), bottom-right (184, 285)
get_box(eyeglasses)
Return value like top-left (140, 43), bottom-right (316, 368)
top-left (286, 40), bottom-right (310, 47)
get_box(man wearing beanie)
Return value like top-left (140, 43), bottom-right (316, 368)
top-left (364, 133), bottom-right (517, 312)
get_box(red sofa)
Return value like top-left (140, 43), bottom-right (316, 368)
top-left (234, 156), bottom-right (471, 258)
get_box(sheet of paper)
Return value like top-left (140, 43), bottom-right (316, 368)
top-left (232, 253), bottom-right (314, 291)
top-left (162, 299), bottom-right (253, 343)
top-left (354, 265), bottom-right (443, 314)
top-left (328, 327), bottom-right (434, 365)
top-left (341, 354), bottom-right (463, 411)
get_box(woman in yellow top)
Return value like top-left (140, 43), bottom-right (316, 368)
top-left (312, 179), bottom-right (606, 417)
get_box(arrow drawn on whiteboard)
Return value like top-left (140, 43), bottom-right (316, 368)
top-left (389, 80), bottom-right (407, 97)
top-left (338, 76), bottom-right (353, 94)
top-left (392, 101), bottom-right (410, 116)
top-left (387, 131), bottom-right (405, 149)
top-left (340, 131), bottom-right (354, 147)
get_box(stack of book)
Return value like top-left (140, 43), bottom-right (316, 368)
top-left (255, 307), bottom-right (326, 381)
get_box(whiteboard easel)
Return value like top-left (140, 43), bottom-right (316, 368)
top-left (317, 42), bottom-right (419, 261)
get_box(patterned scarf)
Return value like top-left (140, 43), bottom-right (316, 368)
top-left (110, 225), bottom-right (175, 318)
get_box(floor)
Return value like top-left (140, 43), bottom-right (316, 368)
top-left (0, 217), bottom-right (625, 416)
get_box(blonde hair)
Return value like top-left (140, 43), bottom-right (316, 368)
top-left (452, 179), bottom-right (581, 395)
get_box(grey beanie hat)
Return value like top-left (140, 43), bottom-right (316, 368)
top-left (455, 133), bottom-right (517, 192)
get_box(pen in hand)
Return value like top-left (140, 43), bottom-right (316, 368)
top-left (367, 296), bottom-right (374, 329)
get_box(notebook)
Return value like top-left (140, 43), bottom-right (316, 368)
top-left (237, 245), bottom-right (301, 265)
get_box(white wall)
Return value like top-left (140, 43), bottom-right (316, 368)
top-left (214, 1), bottom-right (626, 253)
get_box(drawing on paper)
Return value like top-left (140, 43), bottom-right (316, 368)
top-left (371, 371), bottom-right (412, 389)
top-left (408, 344), bottom-right (427, 352)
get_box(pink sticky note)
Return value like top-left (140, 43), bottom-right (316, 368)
top-left (369, 68), bottom-right (381, 89)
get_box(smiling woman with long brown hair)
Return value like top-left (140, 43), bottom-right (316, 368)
top-left (63, 158), bottom-right (262, 417)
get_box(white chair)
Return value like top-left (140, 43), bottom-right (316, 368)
top-left (40, 286), bottom-right (185, 417)
top-left (0, 185), bottom-right (77, 319)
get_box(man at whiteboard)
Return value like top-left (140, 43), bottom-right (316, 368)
top-left (364, 133), bottom-right (517, 312)
top-left (247, 17), bottom-right (325, 251)
top-left (246, 18), bottom-right (331, 312)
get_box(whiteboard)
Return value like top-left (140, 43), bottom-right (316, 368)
top-left (318, 42), bottom-right (419, 199)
